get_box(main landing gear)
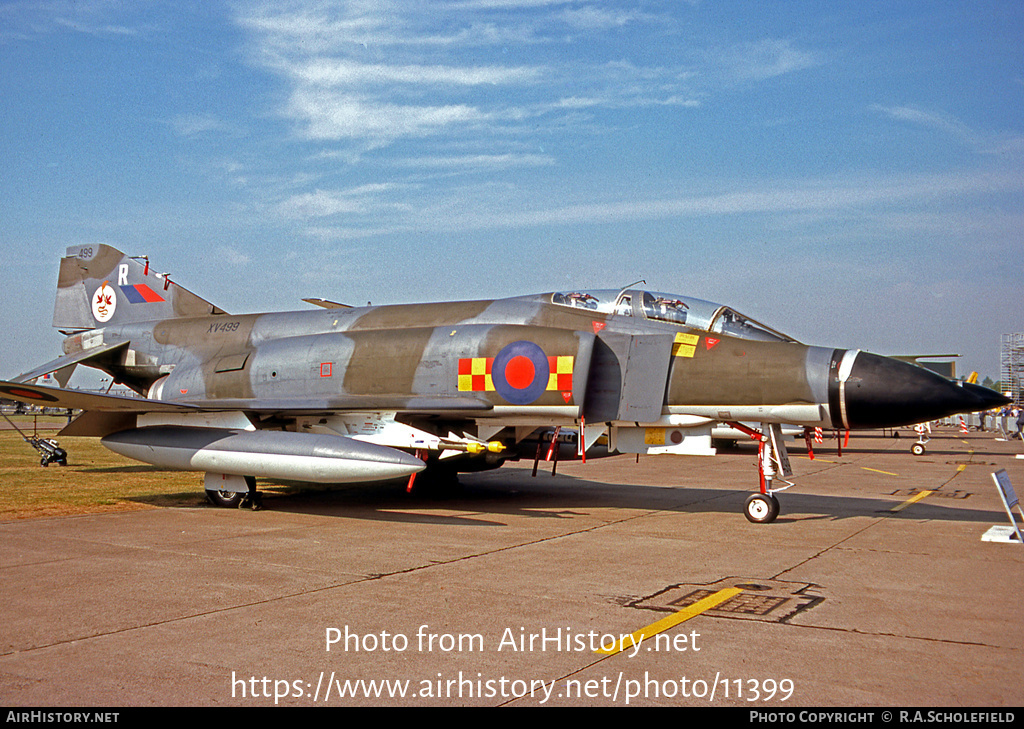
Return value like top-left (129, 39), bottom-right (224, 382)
top-left (206, 489), bottom-right (243, 508)
top-left (205, 475), bottom-right (261, 510)
top-left (726, 422), bottom-right (793, 524)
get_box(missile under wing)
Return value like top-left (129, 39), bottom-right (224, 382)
top-left (0, 245), bottom-right (1007, 522)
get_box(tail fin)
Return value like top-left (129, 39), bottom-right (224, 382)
top-left (53, 244), bottom-right (227, 329)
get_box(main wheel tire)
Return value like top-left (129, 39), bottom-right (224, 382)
top-left (206, 489), bottom-right (244, 508)
top-left (745, 493), bottom-right (780, 524)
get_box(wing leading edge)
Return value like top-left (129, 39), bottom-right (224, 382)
top-left (0, 380), bottom-right (492, 417)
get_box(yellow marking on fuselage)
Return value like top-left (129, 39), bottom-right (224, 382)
top-left (671, 332), bottom-right (700, 358)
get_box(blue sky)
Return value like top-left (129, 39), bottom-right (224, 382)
top-left (1, 1), bottom-right (1022, 382)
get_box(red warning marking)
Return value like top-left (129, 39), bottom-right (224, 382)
top-left (592, 321), bottom-right (606, 333)
top-left (8, 388), bottom-right (46, 400)
top-left (320, 362), bottom-right (333, 377)
top-left (561, 392), bottom-right (572, 403)
top-left (504, 355), bottom-right (535, 389)
top-left (705, 338), bottom-right (719, 349)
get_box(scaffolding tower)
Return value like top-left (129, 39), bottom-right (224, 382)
top-left (1001, 333), bottom-right (1024, 406)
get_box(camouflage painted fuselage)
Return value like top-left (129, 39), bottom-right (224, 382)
top-left (59, 291), bottom-right (842, 436)
top-left (4, 244), bottom-right (1002, 474)
top-left (1, 244), bottom-right (1005, 516)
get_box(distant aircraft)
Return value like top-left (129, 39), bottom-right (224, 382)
top-left (0, 245), bottom-right (1008, 523)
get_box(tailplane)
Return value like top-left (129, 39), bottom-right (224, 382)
top-left (53, 245), bottom-right (227, 330)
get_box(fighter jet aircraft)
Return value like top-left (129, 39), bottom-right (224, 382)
top-left (0, 245), bottom-right (1008, 523)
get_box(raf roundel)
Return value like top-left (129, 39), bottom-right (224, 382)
top-left (491, 341), bottom-right (550, 405)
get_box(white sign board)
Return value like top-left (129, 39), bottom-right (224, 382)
top-left (987, 470), bottom-right (1023, 543)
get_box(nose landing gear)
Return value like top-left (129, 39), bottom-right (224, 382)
top-left (727, 422), bottom-right (793, 524)
top-left (745, 492), bottom-right (781, 524)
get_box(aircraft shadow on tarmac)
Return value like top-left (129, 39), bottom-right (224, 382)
top-left (801, 446), bottom-right (1012, 458)
top-left (144, 467), bottom-right (1008, 528)
top-left (734, 440), bottom-right (1015, 460)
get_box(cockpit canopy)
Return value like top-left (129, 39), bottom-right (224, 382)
top-left (551, 289), bottom-right (797, 343)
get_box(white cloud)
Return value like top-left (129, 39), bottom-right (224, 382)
top-left (715, 39), bottom-right (820, 83)
top-left (216, 246), bottom-right (251, 266)
top-left (0, 0), bottom-right (158, 39)
top-left (295, 169), bottom-right (1024, 238)
top-left (393, 153), bottom-right (556, 169)
top-left (288, 91), bottom-right (486, 141)
top-left (170, 114), bottom-right (232, 138)
top-left (291, 59), bottom-right (541, 87)
top-left (276, 183), bottom-right (412, 219)
top-left (873, 105), bottom-right (978, 142)
top-left (558, 6), bottom-right (642, 31)
top-left (278, 190), bottom-right (363, 219)
top-left (236, 1), bottom-right (701, 146)
top-left (871, 105), bottom-right (1024, 157)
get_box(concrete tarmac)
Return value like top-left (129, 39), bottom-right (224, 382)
top-left (1, 427), bottom-right (1022, 707)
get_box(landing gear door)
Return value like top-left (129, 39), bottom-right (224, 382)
top-left (768, 423), bottom-right (793, 478)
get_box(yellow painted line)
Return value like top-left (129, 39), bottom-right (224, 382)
top-left (956, 464), bottom-right (966, 473)
top-left (891, 490), bottom-right (933, 512)
top-left (594, 587), bottom-right (742, 656)
top-left (861, 467), bottom-right (898, 476)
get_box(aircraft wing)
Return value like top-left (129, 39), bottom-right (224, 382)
top-left (887, 353), bottom-right (960, 363)
top-left (0, 380), bottom-right (492, 416)
top-left (0, 380), bottom-right (195, 412)
top-left (887, 353), bottom-right (960, 379)
top-left (10, 341), bottom-right (130, 386)
top-left (302, 298), bottom-right (353, 309)
top-left (177, 395), bottom-right (493, 415)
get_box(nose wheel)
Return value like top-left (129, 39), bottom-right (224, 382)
top-left (911, 423), bottom-right (930, 455)
top-left (728, 421), bottom-right (792, 525)
top-left (745, 493), bottom-right (780, 523)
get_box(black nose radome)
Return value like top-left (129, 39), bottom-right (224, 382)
top-left (960, 381), bottom-right (1012, 412)
top-left (837, 352), bottom-right (1010, 429)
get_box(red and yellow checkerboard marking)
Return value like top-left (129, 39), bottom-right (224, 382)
top-left (458, 356), bottom-right (573, 392)
top-left (458, 357), bottom-right (494, 392)
top-left (547, 355), bottom-right (573, 391)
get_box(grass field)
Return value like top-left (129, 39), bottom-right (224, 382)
top-left (0, 425), bottom-right (209, 519)
top-left (0, 419), bottom-right (376, 519)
